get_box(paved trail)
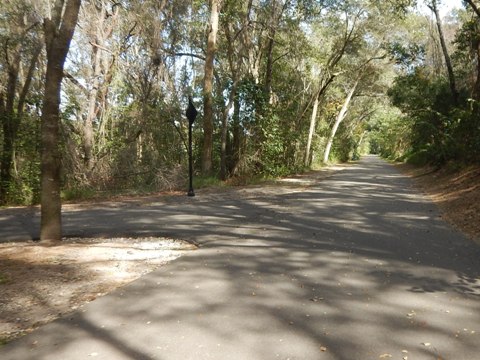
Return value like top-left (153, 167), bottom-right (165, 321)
top-left (1, 155), bottom-right (479, 360)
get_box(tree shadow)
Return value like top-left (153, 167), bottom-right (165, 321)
top-left (1, 157), bottom-right (479, 359)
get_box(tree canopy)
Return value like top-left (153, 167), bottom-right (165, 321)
top-left (0, 0), bottom-right (478, 220)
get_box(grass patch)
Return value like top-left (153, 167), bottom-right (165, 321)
top-left (62, 187), bottom-right (97, 202)
top-left (193, 176), bottom-right (225, 189)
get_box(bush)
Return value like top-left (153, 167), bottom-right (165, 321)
top-left (405, 149), bottom-right (430, 166)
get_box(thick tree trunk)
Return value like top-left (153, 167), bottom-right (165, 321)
top-left (430, 0), bottom-right (458, 105)
top-left (323, 80), bottom-right (358, 163)
top-left (40, 0), bottom-right (81, 242)
top-left (202, 0), bottom-right (222, 175)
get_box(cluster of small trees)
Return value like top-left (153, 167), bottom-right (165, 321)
top-left (371, 0), bottom-right (480, 165)
top-left (0, 0), bottom-right (477, 240)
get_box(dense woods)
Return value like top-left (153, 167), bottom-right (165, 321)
top-left (0, 0), bottom-right (479, 238)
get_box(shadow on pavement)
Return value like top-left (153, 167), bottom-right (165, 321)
top-left (1, 156), bottom-right (479, 359)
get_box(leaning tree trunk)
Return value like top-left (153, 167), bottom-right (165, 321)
top-left (40, 0), bottom-right (81, 242)
top-left (303, 71), bottom-right (338, 167)
top-left (323, 80), bottom-right (358, 163)
top-left (466, 0), bottom-right (480, 19)
top-left (202, 0), bottom-right (222, 176)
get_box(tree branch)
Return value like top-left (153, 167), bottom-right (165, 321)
top-left (465, 0), bottom-right (480, 18)
top-left (64, 71), bottom-right (88, 94)
top-left (162, 49), bottom-right (206, 61)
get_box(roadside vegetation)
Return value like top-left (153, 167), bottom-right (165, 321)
top-left (0, 0), bottom-right (479, 240)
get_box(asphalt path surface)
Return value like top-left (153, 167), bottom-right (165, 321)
top-left (1, 155), bottom-right (479, 360)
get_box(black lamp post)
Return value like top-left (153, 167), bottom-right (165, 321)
top-left (186, 96), bottom-right (197, 197)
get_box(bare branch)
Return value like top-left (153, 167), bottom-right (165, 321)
top-left (162, 49), bottom-right (206, 61)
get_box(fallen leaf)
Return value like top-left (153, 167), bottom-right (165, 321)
top-left (422, 342), bottom-right (431, 346)
top-left (379, 354), bottom-right (392, 358)
top-left (320, 346), bottom-right (327, 352)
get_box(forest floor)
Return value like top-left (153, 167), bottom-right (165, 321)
top-left (396, 162), bottom-right (480, 244)
top-left (0, 237), bottom-right (196, 344)
top-left (0, 161), bottom-right (479, 345)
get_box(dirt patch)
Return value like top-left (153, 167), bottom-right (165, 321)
top-left (0, 237), bottom-right (195, 344)
top-left (397, 163), bottom-right (480, 244)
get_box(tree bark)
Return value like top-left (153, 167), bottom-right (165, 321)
top-left (219, 82), bottom-right (237, 180)
top-left (230, 92), bottom-right (241, 175)
top-left (83, 1), bottom-right (118, 170)
top-left (0, 35), bottom-right (21, 204)
top-left (202, 0), bottom-right (222, 175)
top-left (323, 80), bottom-right (358, 163)
top-left (303, 73), bottom-right (337, 167)
top-left (473, 36), bottom-right (480, 101)
top-left (429, 0), bottom-right (458, 105)
top-left (40, 0), bottom-right (81, 242)
top-left (304, 94), bottom-right (319, 167)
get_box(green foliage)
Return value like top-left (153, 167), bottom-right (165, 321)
top-left (1, 0), bottom-right (478, 207)
top-left (387, 42), bottom-right (426, 71)
top-left (382, 66), bottom-right (480, 165)
top-left (404, 148), bottom-right (431, 166)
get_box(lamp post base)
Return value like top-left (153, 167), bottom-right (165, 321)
top-left (187, 189), bottom-right (195, 197)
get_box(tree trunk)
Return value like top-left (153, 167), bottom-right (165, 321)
top-left (230, 92), bottom-right (241, 175)
top-left (323, 80), bottom-right (358, 163)
top-left (83, 2), bottom-right (118, 171)
top-left (0, 45), bottom-right (21, 204)
top-left (264, 35), bottom-right (275, 102)
top-left (304, 94), bottom-right (319, 167)
top-left (473, 31), bottom-right (480, 101)
top-left (0, 37), bottom-right (41, 205)
top-left (40, 0), bottom-right (81, 242)
top-left (430, 0), bottom-right (458, 105)
top-left (220, 82), bottom-right (237, 180)
top-left (84, 46), bottom-right (101, 170)
top-left (0, 95), bottom-right (10, 205)
top-left (202, 0), bottom-right (222, 175)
